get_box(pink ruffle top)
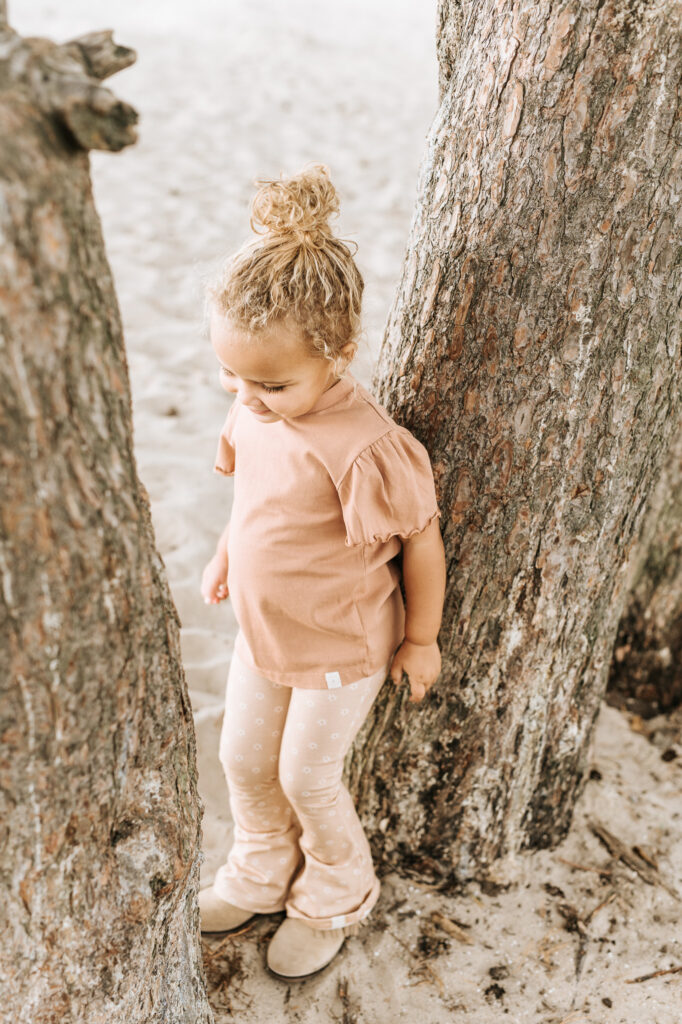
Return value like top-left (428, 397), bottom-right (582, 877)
top-left (214, 373), bottom-right (440, 688)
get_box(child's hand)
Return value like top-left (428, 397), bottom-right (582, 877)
top-left (201, 553), bottom-right (229, 605)
top-left (389, 640), bottom-right (441, 703)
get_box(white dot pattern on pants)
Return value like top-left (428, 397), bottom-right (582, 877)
top-left (219, 647), bottom-right (389, 928)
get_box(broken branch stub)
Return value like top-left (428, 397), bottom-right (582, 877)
top-left (1, 27), bottom-right (138, 152)
top-left (63, 30), bottom-right (137, 81)
top-left (55, 79), bottom-right (138, 152)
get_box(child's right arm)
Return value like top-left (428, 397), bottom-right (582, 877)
top-left (201, 520), bottom-right (230, 604)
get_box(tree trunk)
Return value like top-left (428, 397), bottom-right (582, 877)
top-left (347, 0), bottom-right (682, 885)
top-left (0, 18), bottom-right (213, 1023)
top-left (606, 415), bottom-right (682, 718)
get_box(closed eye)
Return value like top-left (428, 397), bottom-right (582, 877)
top-left (220, 368), bottom-right (286, 393)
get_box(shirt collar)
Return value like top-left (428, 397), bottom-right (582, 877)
top-left (303, 372), bottom-right (356, 415)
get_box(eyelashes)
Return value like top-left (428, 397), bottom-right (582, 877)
top-left (220, 368), bottom-right (286, 394)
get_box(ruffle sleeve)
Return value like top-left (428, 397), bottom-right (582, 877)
top-left (338, 427), bottom-right (440, 547)
top-left (213, 400), bottom-right (239, 476)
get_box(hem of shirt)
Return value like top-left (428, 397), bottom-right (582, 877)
top-left (344, 507), bottom-right (442, 548)
top-left (234, 631), bottom-right (395, 690)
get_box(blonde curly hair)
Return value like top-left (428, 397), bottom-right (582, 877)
top-left (207, 164), bottom-right (364, 374)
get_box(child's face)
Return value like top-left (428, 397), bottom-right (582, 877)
top-left (210, 310), bottom-right (351, 423)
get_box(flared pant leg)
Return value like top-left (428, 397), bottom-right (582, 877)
top-left (214, 643), bottom-right (388, 928)
top-left (278, 667), bottom-right (388, 930)
top-left (214, 650), bottom-right (302, 913)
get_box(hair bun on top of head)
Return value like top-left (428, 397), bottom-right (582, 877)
top-left (249, 163), bottom-right (340, 243)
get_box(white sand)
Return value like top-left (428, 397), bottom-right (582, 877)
top-left (13, 3), bottom-right (682, 1021)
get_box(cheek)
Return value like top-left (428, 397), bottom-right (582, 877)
top-left (265, 394), bottom-right (289, 410)
top-left (219, 373), bottom-right (238, 394)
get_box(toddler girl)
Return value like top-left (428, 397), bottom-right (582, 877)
top-left (199, 164), bottom-right (446, 980)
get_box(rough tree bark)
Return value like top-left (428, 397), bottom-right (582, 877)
top-left (606, 414), bottom-right (682, 718)
top-left (0, 15), bottom-right (213, 1023)
top-left (347, 0), bottom-right (682, 885)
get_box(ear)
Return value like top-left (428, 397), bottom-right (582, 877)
top-left (339, 340), bottom-right (357, 366)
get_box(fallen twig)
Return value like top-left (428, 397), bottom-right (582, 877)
top-left (556, 1012), bottom-right (585, 1024)
top-left (386, 928), bottom-right (445, 996)
top-left (632, 844), bottom-right (658, 869)
top-left (519, 928), bottom-right (570, 968)
top-left (201, 921), bottom-right (256, 961)
top-left (556, 903), bottom-right (589, 979)
top-left (336, 977), bottom-right (358, 1024)
top-left (431, 910), bottom-right (473, 944)
top-left (589, 821), bottom-right (679, 899)
top-left (584, 890), bottom-right (617, 926)
top-left (556, 856), bottom-right (613, 879)
top-left (625, 964), bottom-right (682, 984)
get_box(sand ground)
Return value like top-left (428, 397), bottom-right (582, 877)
top-left (12, 2), bottom-right (682, 1021)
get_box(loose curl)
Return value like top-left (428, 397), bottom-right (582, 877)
top-left (207, 164), bottom-right (364, 374)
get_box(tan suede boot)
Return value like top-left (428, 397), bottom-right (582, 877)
top-left (198, 886), bottom-right (257, 933)
top-left (267, 917), bottom-right (358, 979)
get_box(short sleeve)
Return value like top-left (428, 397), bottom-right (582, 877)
top-left (213, 400), bottom-right (239, 476)
top-left (338, 427), bottom-right (440, 547)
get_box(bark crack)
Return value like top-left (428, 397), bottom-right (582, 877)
top-left (492, 40), bottom-right (520, 118)
top-left (571, 0), bottom-right (609, 83)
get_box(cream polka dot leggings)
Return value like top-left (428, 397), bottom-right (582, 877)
top-left (213, 641), bottom-right (390, 931)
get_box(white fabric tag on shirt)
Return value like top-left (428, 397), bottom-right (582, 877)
top-left (325, 671), bottom-right (342, 689)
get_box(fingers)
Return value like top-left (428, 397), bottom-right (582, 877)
top-left (409, 681), bottom-right (427, 703)
top-left (391, 668), bottom-right (431, 703)
top-left (389, 658), bottom-right (404, 685)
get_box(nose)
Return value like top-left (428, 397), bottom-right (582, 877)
top-left (237, 380), bottom-right (261, 406)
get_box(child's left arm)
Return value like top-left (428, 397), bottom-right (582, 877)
top-left (389, 518), bottom-right (446, 703)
